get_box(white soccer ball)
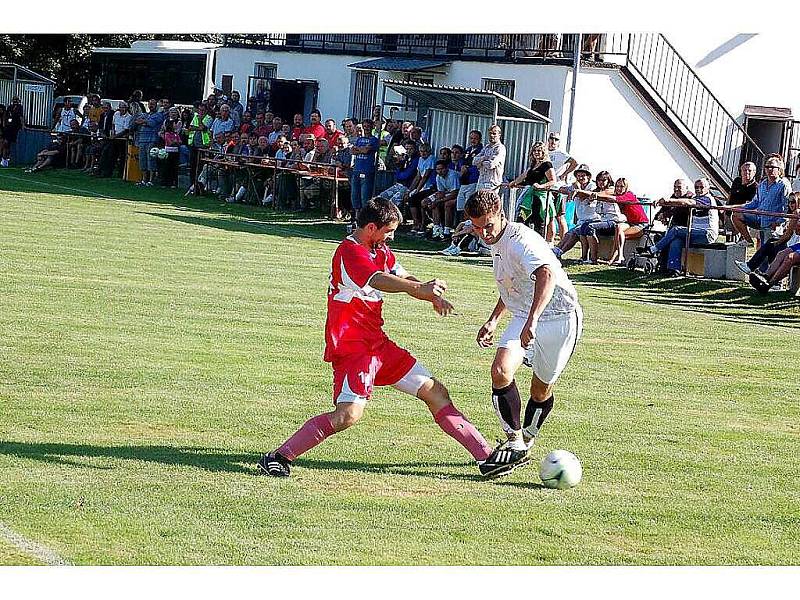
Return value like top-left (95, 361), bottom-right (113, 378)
top-left (158, 148), bottom-right (168, 160)
top-left (539, 450), bottom-right (582, 489)
top-left (149, 146), bottom-right (159, 158)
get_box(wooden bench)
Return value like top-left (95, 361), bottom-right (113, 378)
top-left (684, 242), bottom-right (747, 281)
top-left (596, 230), bottom-right (646, 262)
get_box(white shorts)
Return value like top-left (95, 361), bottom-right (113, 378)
top-left (497, 307), bottom-right (583, 385)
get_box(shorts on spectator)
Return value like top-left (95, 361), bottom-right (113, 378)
top-left (379, 182), bottom-right (409, 206)
top-left (740, 213), bottom-right (761, 229)
top-left (577, 219), bottom-right (618, 237)
top-left (456, 183), bottom-right (477, 211)
top-left (138, 143), bottom-right (156, 172)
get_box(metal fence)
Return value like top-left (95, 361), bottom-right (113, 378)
top-left (0, 66), bottom-right (55, 129)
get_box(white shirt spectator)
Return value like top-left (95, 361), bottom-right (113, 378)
top-left (475, 141), bottom-right (506, 190)
top-left (57, 107), bottom-right (77, 132)
top-left (112, 111), bottom-right (134, 136)
top-left (549, 150), bottom-right (573, 180)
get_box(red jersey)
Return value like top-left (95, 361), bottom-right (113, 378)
top-left (304, 123), bottom-right (326, 140)
top-left (324, 236), bottom-right (401, 362)
top-left (617, 191), bottom-right (649, 225)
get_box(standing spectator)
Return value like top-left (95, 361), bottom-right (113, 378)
top-left (160, 119), bottom-right (182, 188)
top-left (239, 111), bottom-right (253, 135)
top-left (228, 90), bottom-right (245, 123)
top-left (97, 101), bottom-right (114, 137)
top-left (290, 113), bottom-right (305, 141)
top-left (474, 124), bottom-right (506, 191)
top-left (348, 120), bottom-right (379, 230)
top-left (545, 131), bottom-right (578, 242)
top-left (323, 119), bottom-right (342, 148)
top-left (81, 121), bottom-right (103, 173)
top-left (132, 98), bottom-right (166, 186)
top-left (85, 94), bottom-right (103, 124)
top-left (267, 117), bottom-right (283, 145)
top-left (210, 104), bottom-right (235, 140)
top-left (254, 81), bottom-right (268, 112)
top-left (252, 112), bottom-right (270, 137)
top-left (56, 97), bottom-right (77, 132)
top-left (464, 130), bottom-right (484, 164)
top-left (732, 156), bottom-right (792, 248)
top-left (509, 140), bottom-right (556, 236)
top-left (128, 90), bottom-right (145, 116)
top-left (637, 177), bottom-right (720, 276)
top-left (454, 144), bottom-right (480, 225)
top-left (304, 109), bottom-right (326, 140)
top-left (186, 104), bottom-right (212, 194)
top-left (342, 118), bottom-right (357, 141)
top-left (1, 96), bottom-right (24, 167)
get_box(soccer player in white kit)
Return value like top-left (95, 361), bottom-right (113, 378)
top-left (464, 190), bottom-right (583, 467)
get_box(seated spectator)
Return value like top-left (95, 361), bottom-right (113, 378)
top-left (297, 137), bottom-right (334, 211)
top-left (726, 162), bottom-right (758, 237)
top-left (747, 206), bottom-right (800, 293)
top-left (438, 146), bottom-right (452, 165)
top-left (252, 112), bottom-right (270, 138)
top-left (239, 111), bottom-right (253, 135)
top-left (210, 104), bottom-right (236, 140)
top-left (509, 140), bottom-right (557, 236)
top-left (407, 142), bottom-right (437, 235)
top-left (575, 170), bottom-right (620, 264)
top-left (637, 177), bottom-right (720, 276)
top-left (736, 194), bottom-right (798, 276)
top-left (552, 164), bottom-right (597, 261)
top-left (26, 136), bottom-right (66, 172)
top-left (267, 117), bottom-right (283, 145)
top-left (228, 90), bottom-right (244, 124)
top-left (378, 141), bottom-right (418, 206)
top-left (464, 130), bottom-right (484, 164)
top-left (65, 118), bottom-right (90, 168)
top-left (732, 156), bottom-right (792, 248)
top-left (80, 121), bottom-right (103, 173)
top-left (55, 97), bottom-right (77, 133)
top-left (423, 159), bottom-right (461, 240)
top-left (290, 113), bottom-right (305, 141)
top-left (440, 218), bottom-right (482, 257)
top-left (611, 177), bottom-right (650, 265)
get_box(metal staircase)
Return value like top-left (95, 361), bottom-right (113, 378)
top-left (621, 33), bottom-right (764, 192)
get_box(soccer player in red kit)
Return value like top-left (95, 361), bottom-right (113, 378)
top-left (259, 197), bottom-right (525, 479)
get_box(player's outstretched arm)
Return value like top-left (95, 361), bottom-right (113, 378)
top-left (370, 273), bottom-right (454, 316)
top-left (477, 297), bottom-right (506, 347)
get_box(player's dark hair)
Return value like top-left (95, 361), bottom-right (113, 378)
top-left (434, 159), bottom-right (450, 169)
top-left (357, 197), bottom-right (401, 229)
top-left (464, 189), bottom-right (502, 219)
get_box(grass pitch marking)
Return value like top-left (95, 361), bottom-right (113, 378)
top-left (0, 523), bottom-right (71, 566)
top-left (0, 172), bottom-right (115, 200)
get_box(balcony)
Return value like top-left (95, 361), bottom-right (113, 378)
top-left (222, 34), bottom-right (630, 64)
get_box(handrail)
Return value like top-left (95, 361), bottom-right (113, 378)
top-left (624, 33), bottom-right (765, 187)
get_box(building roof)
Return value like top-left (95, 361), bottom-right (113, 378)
top-left (348, 57), bottom-right (449, 74)
top-left (382, 79), bottom-right (551, 122)
top-left (0, 63), bottom-right (55, 85)
top-left (93, 40), bottom-right (221, 54)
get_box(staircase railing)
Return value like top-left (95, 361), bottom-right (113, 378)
top-left (624, 33), bottom-right (764, 187)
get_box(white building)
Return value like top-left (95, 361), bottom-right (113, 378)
top-left (92, 34), bottom-right (795, 200)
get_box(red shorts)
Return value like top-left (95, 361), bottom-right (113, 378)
top-left (331, 339), bottom-right (417, 405)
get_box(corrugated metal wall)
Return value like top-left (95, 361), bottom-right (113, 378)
top-left (0, 78), bottom-right (54, 129)
top-left (428, 108), bottom-right (547, 182)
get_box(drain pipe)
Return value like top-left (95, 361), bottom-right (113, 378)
top-left (565, 34), bottom-right (582, 153)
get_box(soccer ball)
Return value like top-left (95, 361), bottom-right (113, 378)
top-left (539, 450), bottom-right (582, 489)
top-left (149, 147), bottom-right (159, 159)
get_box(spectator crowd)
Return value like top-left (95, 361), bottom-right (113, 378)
top-left (13, 84), bottom-right (800, 293)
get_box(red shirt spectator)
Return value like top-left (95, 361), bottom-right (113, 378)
top-left (322, 119), bottom-right (342, 148)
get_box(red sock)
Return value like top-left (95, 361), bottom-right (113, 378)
top-left (433, 403), bottom-right (492, 461)
top-left (277, 413), bottom-right (335, 462)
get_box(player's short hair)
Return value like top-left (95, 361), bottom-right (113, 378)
top-left (357, 197), bottom-right (402, 229)
top-left (464, 189), bottom-right (502, 219)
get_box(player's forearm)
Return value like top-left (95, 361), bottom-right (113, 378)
top-left (526, 267), bottom-right (556, 327)
top-left (486, 297), bottom-right (506, 324)
top-left (370, 272), bottom-right (422, 295)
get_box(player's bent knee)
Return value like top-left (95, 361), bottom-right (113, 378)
top-left (490, 363), bottom-right (515, 387)
top-left (330, 403), bottom-right (364, 431)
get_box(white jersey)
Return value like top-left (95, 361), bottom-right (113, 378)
top-left (491, 221), bottom-right (580, 320)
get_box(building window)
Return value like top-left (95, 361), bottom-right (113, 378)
top-left (530, 98), bottom-right (551, 119)
top-left (352, 70), bottom-right (377, 121)
top-left (255, 63), bottom-right (277, 79)
top-left (221, 74), bottom-right (234, 94)
top-left (482, 78), bottom-right (516, 100)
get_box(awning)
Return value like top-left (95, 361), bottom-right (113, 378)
top-left (348, 58), bottom-right (449, 74)
top-left (382, 79), bottom-right (550, 122)
top-left (743, 105), bottom-right (793, 120)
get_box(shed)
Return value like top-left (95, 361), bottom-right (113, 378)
top-left (0, 63), bottom-right (56, 129)
top-left (380, 79), bottom-right (551, 181)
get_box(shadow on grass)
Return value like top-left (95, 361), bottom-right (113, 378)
top-left (568, 266), bottom-right (800, 329)
top-left (0, 441), bottom-right (257, 475)
top-left (293, 458), bottom-right (484, 482)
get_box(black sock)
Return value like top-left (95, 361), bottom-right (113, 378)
top-left (492, 380), bottom-right (522, 433)
top-left (523, 394), bottom-right (554, 438)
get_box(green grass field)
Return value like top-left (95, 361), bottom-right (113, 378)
top-left (0, 168), bottom-right (798, 565)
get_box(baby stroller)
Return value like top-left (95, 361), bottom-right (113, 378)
top-left (626, 224), bottom-right (665, 275)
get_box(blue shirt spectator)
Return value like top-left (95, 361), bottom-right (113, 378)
top-left (417, 153), bottom-right (436, 189)
top-left (436, 168), bottom-right (461, 193)
top-left (134, 110), bottom-right (166, 145)
top-left (743, 176), bottom-right (792, 228)
top-left (396, 155), bottom-right (419, 187)
top-left (352, 134), bottom-right (379, 174)
top-left (210, 115), bottom-right (235, 139)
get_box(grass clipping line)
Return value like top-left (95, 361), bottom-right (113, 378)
top-left (0, 523), bottom-right (71, 566)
